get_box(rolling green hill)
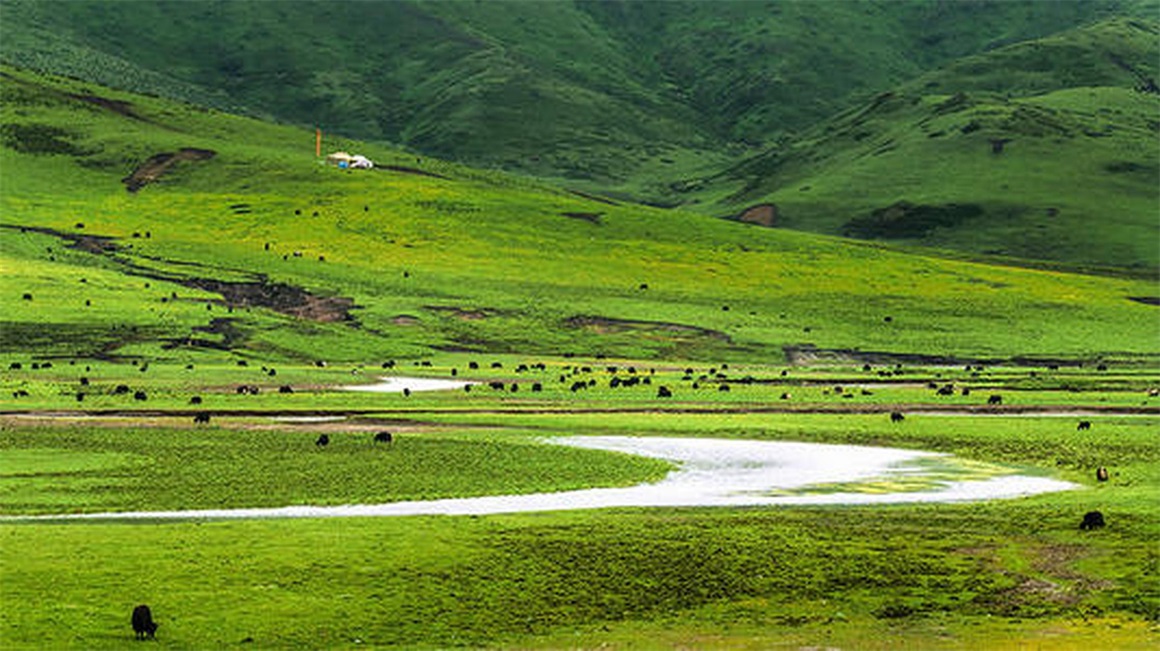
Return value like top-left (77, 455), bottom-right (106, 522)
top-left (686, 18), bottom-right (1160, 269)
top-left (1, 0), bottom-right (1148, 185)
top-left (1, 65), bottom-right (1156, 367)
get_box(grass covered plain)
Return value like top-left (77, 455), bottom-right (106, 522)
top-left (1, 406), bottom-right (1157, 649)
top-left (0, 425), bottom-right (671, 515)
top-left (0, 67), bottom-right (1157, 649)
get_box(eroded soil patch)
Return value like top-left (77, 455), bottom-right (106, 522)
top-left (5, 224), bottom-right (356, 324)
top-left (182, 278), bottom-right (355, 322)
top-left (1, 224), bottom-right (119, 254)
top-left (123, 148), bottom-right (216, 192)
top-left (426, 306), bottom-right (498, 321)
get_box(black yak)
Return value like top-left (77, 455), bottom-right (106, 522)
top-left (373, 431), bottom-right (393, 444)
top-left (890, 411), bottom-right (905, 422)
top-left (316, 434), bottom-right (330, 447)
top-left (1096, 466), bottom-right (1109, 482)
top-left (1077, 421), bottom-right (1092, 431)
top-left (1080, 511), bottom-right (1105, 530)
top-left (131, 604), bottom-right (158, 640)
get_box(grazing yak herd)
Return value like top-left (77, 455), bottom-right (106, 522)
top-left (1, 355), bottom-right (1131, 639)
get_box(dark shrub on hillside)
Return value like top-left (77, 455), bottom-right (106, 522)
top-left (842, 201), bottom-right (984, 239)
top-left (0, 123), bottom-right (91, 155)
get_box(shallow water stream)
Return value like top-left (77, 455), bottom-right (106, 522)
top-left (13, 436), bottom-right (1075, 521)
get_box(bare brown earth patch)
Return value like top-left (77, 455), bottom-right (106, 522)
top-left (179, 278), bottom-right (355, 322)
top-left (4, 224), bottom-right (356, 324)
top-left (426, 306), bottom-right (496, 321)
top-left (0, 224), bottom-right (119, 254)
top-left (122, 148), bottom-right (216, 192)
top-left (737, 203), bottom-right (778, 227)
top-left (391, 315), bottom-right (421, 326)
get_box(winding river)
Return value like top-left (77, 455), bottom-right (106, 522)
top-left (10, 436), bottom-right (1075, 521)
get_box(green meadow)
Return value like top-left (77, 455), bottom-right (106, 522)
top-left (1, 66), bottom-right (1158, 649)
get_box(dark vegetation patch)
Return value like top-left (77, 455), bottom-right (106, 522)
top-left (378, 165), bottom-right (449, 179)
top-left (0, 322), bottom-right (163, 357)
top-left (412, 199), bottom-right (479, 213)
top-left (561, 211), bottom-right (603, 224)
top-left (842, 201), bottom-right (985, 239)
top-left (1127, 296), bottom-right (1160, 306)
top-left (1105, 160), bottom-right (1158, 176)
top-left (782, 344), bottom-right (1146, 369)
top-left (565, 316), bottom-right (730, 342)
top-left (0, 123), bottom-right (93, 156)
top-left (122, 148), bottom-right (216, 192)
top-left (66, 93), bottom-right (144, 121)
top-left (162, 318), bottom-right (248, 351)
top-left (0, 224), bottom-right (119, 254)
top-left (566, 188), bottom-right (620, 206)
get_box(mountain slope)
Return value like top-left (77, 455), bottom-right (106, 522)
top-left (1, 66), bottom-right (1155, 366)
top-left (0, 0), bottom-right (1146, 193)
top-left (686, 18), bottom-right (1160, 269)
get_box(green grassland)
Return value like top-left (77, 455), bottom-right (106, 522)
top-left (1, 66), bottom-right (1158, 649)
top-left (2, 65), bottom-right (1156, 368)
top-left (1, 411), bottom-right (1157, 649)
top-left (687, 18), bottom-right (1160, 269)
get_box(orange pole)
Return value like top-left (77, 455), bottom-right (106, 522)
top-left (315, 128), bottom-right (321, 157)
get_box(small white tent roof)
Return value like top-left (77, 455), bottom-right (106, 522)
top-left (349, 155), bottom-right (374, 169)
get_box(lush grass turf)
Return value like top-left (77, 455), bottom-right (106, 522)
top-left (0, 425), bottom-right (671, 515)
top-left (1, 66), bottom-right (1157, 650)
top-left (1, 440), bottom-right (1156, 649)
top-left (1, 403), bottom-right (1156, 648)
